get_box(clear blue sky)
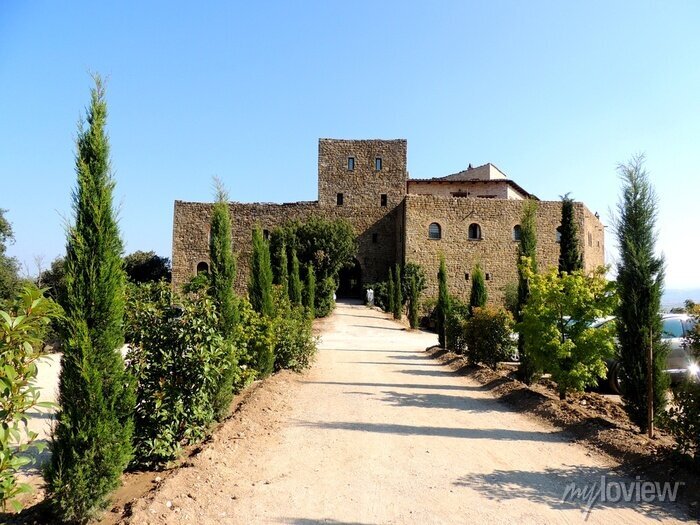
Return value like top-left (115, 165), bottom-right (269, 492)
top-left (1, 1), bottom-right (699, 290)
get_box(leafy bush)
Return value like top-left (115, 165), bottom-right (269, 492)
top-left (437, 255), bottom-right (451, 348)
top-left (408, 273), bottom-right (420, 329)
top-left (518, 261), bottom-right (617, 399)
top-left (401, 262), bottom-right (427, 301)
top-left (272, 292), bottom-right (317, 372)
top-left (0, 287), bottom-right (61, 512)
top-left (446, 300), bottom-right (470, 354)
top-left (315, 276), bottom-right (336, 318)
top-left (126, 283), bottom-right (233, 467)
top-left (364, 281), bottom-right (389, 311)
top-left (123, 250), bottom-right (171, 283)
top-left (235, 298), bottom-right (275, 378)
top-left (464, 306), bottom-right (515, 369)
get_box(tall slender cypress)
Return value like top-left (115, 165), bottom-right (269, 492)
top-left (408, 273), bottom-right (420, 329)
top-left (248, 226), bottom-right (273, 317)
top-left (277, 241), bottom-right (289, 292)
top-left (289, 248), bottom-right (303, 306)
top-left (558, 193), bottom-right (583, 274)
top-left (393, 264), bottom-right (402, 319)
top-left (387, 267), bottom-right (395, 314)
top-left (469, 263), bottom-right (487, 315)
top-left (517, 199), bottom-right (538, 383)
top-left (614, 155), bottom-right (667, 430)
top-left (437, 255), bottom-right (451, 348)
top-left (303, 263), bottom-right (316, 318)
top-left (45, 76), bottom-right (135, 522)
top-left (208, 178), bottom-right (238, 421)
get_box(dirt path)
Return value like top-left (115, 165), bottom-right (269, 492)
top-left (124, 302), bottom-right (691, 524)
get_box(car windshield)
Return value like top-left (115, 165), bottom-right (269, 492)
top-left (661, 318), bottom-right (684, 339)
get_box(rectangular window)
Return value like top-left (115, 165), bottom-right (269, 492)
top-left (372, 233), bottom-right (378, 244)
top-left (347, 157), bottom-right (355, 171)
top-left (380, 194), bottom-right (387, 207)
top-left (336, 193), bottom-right (344, 206)
top-left (375, 157), bottom-right (382, 171)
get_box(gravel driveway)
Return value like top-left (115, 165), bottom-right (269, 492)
top-left (120, 301), bottom-right (690, 524)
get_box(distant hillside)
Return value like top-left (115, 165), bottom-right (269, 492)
top-left (662, 289), bottom-right (700, 310)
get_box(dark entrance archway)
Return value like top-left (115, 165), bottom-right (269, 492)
top-left (337, 258), bottom-right (362, 298)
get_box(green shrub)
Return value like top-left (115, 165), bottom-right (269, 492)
top-left (469, 263), bottom-right (487, 315)
top-left (288, 248), bottom-right (303, 306)
top-left (364, 281), bottom-right (389, 311)
top-left (315, 276), bottom-right (336, 318)
top-left (392, 265), bottom-right (402, 320)
top-left (236, 298), bottom-right (275, 378)
top-left (0, 287), bottom-right (61, 512)
top-left (273, 293), bottom-right (317, 372)
top-left (437, 255), bottom-right (451, 348)
top-left (464, 306), bottom-right (515, 369)
top-left (401, 262), bottom-right (427, 302)
top-left (125, 283), bottom-right (233, 467)
top-left (303, 263), bottom-right (316, 319)
top-left (408, 273), bottom-right (420, 329)
top-left (446, 300), bottom-right (469, 354)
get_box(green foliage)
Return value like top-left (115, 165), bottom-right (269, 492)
top-left (248, 226), bottom-right (274, 317)
top-left (401, 262), bottom-right (426, 302)
top-left (517, 199), bottom-right (538, 383)
top-left (235, 299), bottom-right (275, 378)
top-left (275, 240), bottom-right (289, 289)
top-left (519, 261), bottom-right (618, 398)
top-left (613, 155), bottom-right (667, 430)
top-left (408, 273), bottom-right (420, 329)
top-left (387, 268), bottom-right (395, 315)
top-left (272, 290), bottom-right (317, 372)
top-left (288, 249), bottom-right (303, 306)
top-left (364, 281), bottom-right (389, 311)
top-left (123, 251), bottom-right (171, 283)
top-left (45, 76), bottom-right (135, 523)
top-left (182, 272), bottom-right (209, 295)
top-left (0, 209), bottom-right (20, 303)
top-left (558, 194), bottom-right (583, 274)
top-left (315, 277), bottom-right (336, 318)
top-left (303, 263), bottom-right (316, 319)
top-left (446, 300), bottom-right (469, 354)
top-left (469, 264), bottom-right (487, 315)
top-left (437, 255), bottom-right (451, 348)
top-left (125, 282), bottom-right (233, 467)
top-left (503, 282), bottom-right (519, 316)
top-left (0, 287), bottom-right (61, 512)
top-left (392, 264), bottom-right (402, 320)
top-left (464, 306), bottom-right (515, 369)
top-left (38, 257), bottom-right (67, 306)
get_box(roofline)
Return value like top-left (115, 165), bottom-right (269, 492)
top-left (407, 178), bottom-right (534, 199)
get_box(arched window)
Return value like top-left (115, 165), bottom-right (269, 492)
top-left (196, 261), bottom-right (209, 275)
top-left (556, 226), bottom-right (562, 243)
top-left (468, 223), bottom-right (482, 240)
top-left (512, 225), bottom-right (522, 241)
top-left (428, 222), bottom-right (441, 240)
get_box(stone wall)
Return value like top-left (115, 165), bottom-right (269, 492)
top-left (403, 195), bottom-right (606, 304)
top-left (408, 180), bottom-right (521, 200)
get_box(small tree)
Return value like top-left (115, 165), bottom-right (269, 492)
top-left (517, 199), bottom-right (538, 383)
top-left (558, 193), bottom-right (583, 274)
top-left (208, 179), bottom-right (239, 421)
top-left (408, 273), bottom-right (420, 329)
top-left (464, 306), bottom-right (514, 369)
top-left (519, 262), bottom-right (617, 399)
top-left (469, 263), bottom-right (487, 315)
top-left (288, 248), bottom-right (302, 306)
top-left (303, 263), bottom-right (316, 318)
top-left (0, 287), bottom-right (61, 512)
top-left (387, 267), bottom-right (395, 314)
top-left (123, 250), bottom-right (171, 283)
top-left (248, 226), bottom-right (274, 317)
top-left (393, 264), bottom-right (402, 320)
top-left (614, 155), bottom-right (667, 430)
top-left (0, 209), bottom-right (20, 302)
top-left (46, 76), bottom-right (135, 522)
top-left (437, 255), bottom-right (451, 348)
top-left (276, 241), bottom-right (289, 290)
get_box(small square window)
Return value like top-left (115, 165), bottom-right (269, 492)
top-left (347, 157), bottom-right (355, 171)
top-left (375, 157), bottom-right (382, 171)
top-left (465, 272), bottom-right (470, 281)
top-left (380, 194), bottom-right (387, 207)
top-left (372, 233), bottom-right (378, 244)
top-left (485, 273), bottom-right (491, 281)
top-left (337, 193), bottom-right (344, 206)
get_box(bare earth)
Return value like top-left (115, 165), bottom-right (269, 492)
top-left (124, 302), bottom-right (691, 524)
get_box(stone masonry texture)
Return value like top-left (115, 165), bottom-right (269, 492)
top-left (172, 138), bottom-right (605, 304)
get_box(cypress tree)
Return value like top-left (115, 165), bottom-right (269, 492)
top-left (45, 76), bottom-right (135, 522)
top-left (558, 193), bottom-right (583, 274)
top-left (277, 241), bottom-right (289, 292)
top-left (437, 255), bottom-right (451, 348)
top-left (248, 226), bottom-right (273, 317)
top-left (614, 155), bottom-right (667, 430)
top-left (303, 263), bottom-right (316, 318)
top-left (517, 199), bottom-right (538, 383)
top-left (289, 248), bottom-right (303, 306)
top-left (208, 178), bottom-right (238, 421)
top-left (209, 178), bottom-right (238, 334)
top-left (408, 273), bottom-right (420, 329)
top-left (393, 264), bottom-right (402, 319)
top-left (469, 263), bottom-right (487, 315)
top-left (387, 267), bottom-right (395, 314)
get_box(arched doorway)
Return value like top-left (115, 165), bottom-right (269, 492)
top-left (337, 258), bottom-right (362, 298)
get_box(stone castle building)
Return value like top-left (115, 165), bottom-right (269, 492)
top-left (172, 139), bottom-right (605, 303)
